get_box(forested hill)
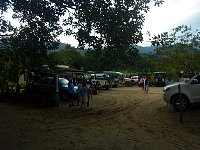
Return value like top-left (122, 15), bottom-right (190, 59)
top-left (135, 45), bottom-right (156, 53)
top-left (53, 43), bottom-right (156, 54)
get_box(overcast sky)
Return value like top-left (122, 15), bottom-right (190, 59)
top-left (138, 0), bottom-right (200, 46)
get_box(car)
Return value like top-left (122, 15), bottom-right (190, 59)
top-left (90, 73), bottom-right (111, 90)
top-left (163, 74), bottom-right (200, 111)
top-left (26, 77), bottom-right (78, 102)
top-left (154, 72), bottom-right (167, 87)
top-left (131, 76), bottom-right (139, 85)
top-left (123, 77), bottom-right (133, 87)
top-left (58, 78), bottom-right (78, 99)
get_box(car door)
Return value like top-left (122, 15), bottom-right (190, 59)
top-left (189, 75), bottom-right (200, 103)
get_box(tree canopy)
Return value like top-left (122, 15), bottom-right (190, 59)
top-left (151, 25), bottom-right (200, 77)
top-left (1, 0), bottom-right (164, 48)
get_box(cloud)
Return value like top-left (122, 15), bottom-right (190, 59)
top-left (139, 0), bottom-right (200, 46)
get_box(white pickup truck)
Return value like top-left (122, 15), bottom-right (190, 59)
top-left (163, 74), bottom-right (200, 111)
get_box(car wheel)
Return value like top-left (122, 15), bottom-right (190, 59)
top-left (125, 81), bottom-right (130, 87)
top-left (105, 86), bottom-right (110, 90)
top-left (172, 95), bottom-right (189, 111)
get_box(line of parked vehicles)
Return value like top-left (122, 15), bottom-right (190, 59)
top-left (25, 69), bottom-right (140, 104)
top-left (28, 66), bottom-right (185, 109)
top-left (23, 66), bottom-right (200, 111)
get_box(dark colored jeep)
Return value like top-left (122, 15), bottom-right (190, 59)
top-left (26, 76), bottom-right (78, 103)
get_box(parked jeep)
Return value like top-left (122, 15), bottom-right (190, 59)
top-left (90, 73), bottom-right (111, 90)
top-left (26, 76), bottom-right (78, 102)
top-left (163, 74), bottom-right (200, 111)
top-left (123, 77), bottom-right (133, 87)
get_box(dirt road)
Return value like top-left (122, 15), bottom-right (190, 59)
top-left (1, 87), bottom-right (200, 150)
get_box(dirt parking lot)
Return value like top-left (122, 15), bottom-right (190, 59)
top-left (1, 86), bottom-right (200, 150)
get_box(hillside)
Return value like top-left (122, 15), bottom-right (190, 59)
top-left (53, 43), bottom-right (156, 54)
top-left (135, 45), bottom-right (156, 53)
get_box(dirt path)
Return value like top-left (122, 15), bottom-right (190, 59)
top-left (1, 87), bottom-right (200, 150)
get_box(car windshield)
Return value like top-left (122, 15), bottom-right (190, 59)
top-left (59, 78), bottom-right (69, 86)
top-left (154, 72), bottom-right (166, 79)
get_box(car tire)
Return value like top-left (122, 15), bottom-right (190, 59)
top-left (105, 86), bottom-right (109, 90)
top-left (172, 95), bottom-right (189, 111)
top-left (125, 81), bottom-right (131, 87)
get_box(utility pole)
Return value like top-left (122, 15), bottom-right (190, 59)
top-left (178, 83), bottom-right (183, 122)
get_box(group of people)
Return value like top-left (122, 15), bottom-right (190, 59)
top-left (139, 76), bottom-right (149, 93)
top-left (68, 78), bottom-right (93, 108)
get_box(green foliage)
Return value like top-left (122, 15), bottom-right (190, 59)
top-left (151, 25), bottom-right (200, 78)
top-left (82, 45), bottom-right (140, 72)
top-left (69, 0), bottom-right (150, 52)
top-left (135, 53), bottom-right (154, 73)
top-left (0, 23), bottom-right (60, 93)
top-left (48, 44), bottom-right (84, 69)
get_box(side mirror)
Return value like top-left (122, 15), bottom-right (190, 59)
top-left (185, 79), bottom-right (190, 83)
top-left (190, 79), bottom-right (199, 84)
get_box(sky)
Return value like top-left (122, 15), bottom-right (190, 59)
top-left (4, 0), bottom-right (200, 47)
top-left (138, 0), bottom-right (200, 46)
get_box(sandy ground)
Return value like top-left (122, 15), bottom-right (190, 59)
top-left (1, 86), bottom-right (200, 150)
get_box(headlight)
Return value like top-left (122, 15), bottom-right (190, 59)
top-left (163, 87), bottom-right (170, 92)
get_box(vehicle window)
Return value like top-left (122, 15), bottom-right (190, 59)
top-left (59, 78), bottom-right (69, 86)
top-left (195, 75), bottom-right (200, 83)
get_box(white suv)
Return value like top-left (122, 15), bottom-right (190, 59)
top-left (90, 73), bottom-right (110, 90)
top-left (163, 74), bottom-right (200, 111)
top-left (131, 76), bottom-right (139, 85)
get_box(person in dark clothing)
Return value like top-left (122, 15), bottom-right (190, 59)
top-left (68, 78), bottom-right (76, 107)
top-left (72, 77), bottom-right (77, 86)
top-left (86, 78), bottom-right (93, 107)
top-left (144, 76), bottom-right (149, 93)
top-left (80, 81), bottom-right (88, 108)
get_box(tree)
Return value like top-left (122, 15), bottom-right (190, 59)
top-left (0, 0), bottom-right (63, 92)
top-left (1, 0), bottom-right (164, 56)
top-left (151, 25), bottom-right (200, 78)
top-left (0, 23), bottom-right (60, 93)
top-left (0, 0), bottom-right (13, 35)
top-left (49, 44), bottom-right (84, 69)
top-left (65, 0), bottom-right (163, 64)
top-left (83, 45), bottom-right (140, 72)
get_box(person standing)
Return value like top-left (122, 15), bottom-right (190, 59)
top-left (68, 78), bottom-right (76, 107)
top-left (144, 76), bottom-right (149, 94)
top-left (77, 79), bottom-right (83, 106)
top-left (86, 78), bottom-right (93, 107)
top-left (80, 81), bottom-right (88, 108)
top-left (140, 76), bottom-right (144, 90)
